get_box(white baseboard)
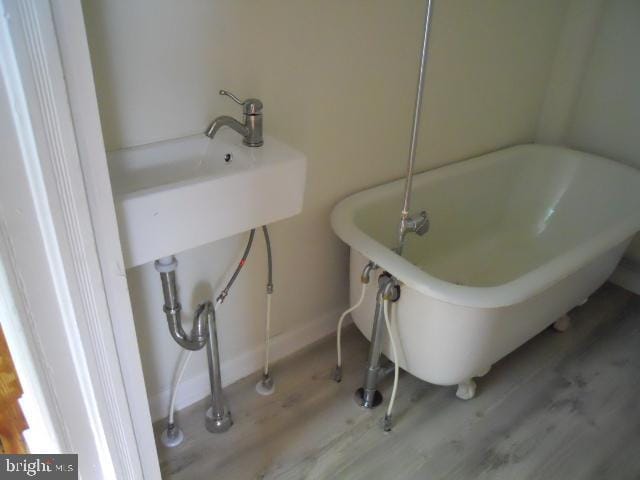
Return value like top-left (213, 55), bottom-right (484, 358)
top-left (610, 258), bottom-right (640, 295)
top-left (148, 306), bottom-right (346, 421)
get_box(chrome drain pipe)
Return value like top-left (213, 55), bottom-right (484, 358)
top-left (155, 256), bottom-right (232, 434)
top-left (156, 257), bottom-right (208, 351)
top-left (355, 274), bottom-right (400, 409)
top-left (156, 230), bottom-right (258, 441)
top-left (203, 301), bottom-right (233, 433)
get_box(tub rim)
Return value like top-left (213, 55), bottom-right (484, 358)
top-left (331, 144), bottom-right (640, 309)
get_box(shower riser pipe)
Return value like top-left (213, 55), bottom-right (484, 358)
top-left (398, 0), bottom-right (434, 252)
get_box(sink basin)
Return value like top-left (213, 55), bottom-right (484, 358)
top-left (108, 130), bottom-right (306, 268)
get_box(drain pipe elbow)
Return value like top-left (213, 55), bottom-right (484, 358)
top-left (164, 303), bottom-right (208, 351)
top-left (156, 256), bottom-right (208, 351)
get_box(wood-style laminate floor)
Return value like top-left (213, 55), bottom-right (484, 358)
top-left (156, 284), bottom-right (640, 479)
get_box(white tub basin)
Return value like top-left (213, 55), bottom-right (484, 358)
top-left (108, 130), bottom-right (306, 268)
top-left (332, 145), bottom-right (640, 386)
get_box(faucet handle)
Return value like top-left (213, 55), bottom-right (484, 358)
top-left (219, 89), bottom-right (263, 115)
top-left (219, 89), bottom-right (244, 105)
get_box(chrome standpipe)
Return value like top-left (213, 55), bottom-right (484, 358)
top-left (203, 301), bottom-right (233, 433)
top-left (354, 274), bottom-right (400, 409)
top-left (397, 0), bottom-right (434, 255)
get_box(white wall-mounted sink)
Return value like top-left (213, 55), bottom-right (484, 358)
top-left (108, 130), bottom-right (306, 268)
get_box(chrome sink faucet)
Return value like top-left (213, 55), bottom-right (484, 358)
top-left (205, 90), bottom-right (263, 147)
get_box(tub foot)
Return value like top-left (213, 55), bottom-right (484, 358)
top-left (456, 379), bottom-right (477, 400)
top-left (553, 315), bottom-right (571, 332)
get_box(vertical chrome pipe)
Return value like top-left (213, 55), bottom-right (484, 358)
top-left (354, 276), bottom-right (397, 409)
top-left (357, 293), bottom-right (385, 408)
top-left (204, 302), bottom-right (233, 433)
top-left (398, 0), bottom-right (435, 253)
top-left (160, 271), bottom-right (180, 309)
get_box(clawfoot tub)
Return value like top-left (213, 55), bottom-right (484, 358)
top-left (331, 145), bottom-right (640, 399)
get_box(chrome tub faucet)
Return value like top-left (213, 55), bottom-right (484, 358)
top-left (205, 90), bottom-right (263, 147)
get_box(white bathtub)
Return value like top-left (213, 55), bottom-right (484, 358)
top-left (331, 145), bottom-right (640, 390)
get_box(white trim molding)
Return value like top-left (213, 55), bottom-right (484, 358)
top-left (0, 0), bottom-right (158, 478)
top-left (49, 0), bottom-right (162, 477)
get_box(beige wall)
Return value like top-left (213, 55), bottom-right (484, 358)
top-left (538, 0), bottom-right (640, 262)
top-left (83, 0), bottom-right (570, 417)
top-left (568, 0), bottom-right (640, 262)
top-left (566, 0), bottom-right (640, 169)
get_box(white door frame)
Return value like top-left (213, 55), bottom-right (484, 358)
top-left (0, 0), bottom-right (160, 478)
